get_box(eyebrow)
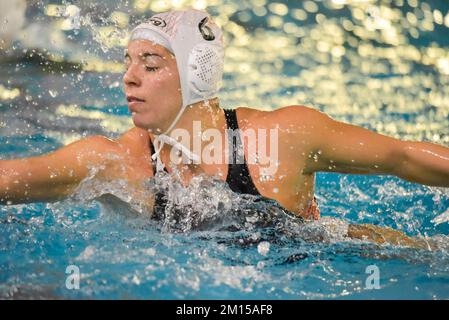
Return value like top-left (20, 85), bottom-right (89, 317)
top-left (124, 52), bottom-right (164, 60)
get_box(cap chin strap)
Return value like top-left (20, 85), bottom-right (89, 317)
top-left (150, 103), bottom-right (201, 172)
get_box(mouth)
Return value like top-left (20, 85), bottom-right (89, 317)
top-left (127, 96), bottom-right (146, 113)
top-left (127, 96), bottom-right (145, 103)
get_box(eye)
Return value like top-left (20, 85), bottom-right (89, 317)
top-left (145, 66), bottom-right (159, 72)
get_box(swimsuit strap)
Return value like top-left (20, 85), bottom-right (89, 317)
top-left (224, 109), bottom-right (261, 196)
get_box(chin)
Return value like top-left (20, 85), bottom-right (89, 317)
top-left (132, 113), bottom-right (162, 132)
top-left (131, 113), bottom-right (149, 130)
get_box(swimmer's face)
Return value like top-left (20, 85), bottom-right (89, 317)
top-left (123, 39), bottom-right (182, 132)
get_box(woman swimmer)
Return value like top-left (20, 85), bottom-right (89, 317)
top-left (0, 9), bottom-right (448, 248)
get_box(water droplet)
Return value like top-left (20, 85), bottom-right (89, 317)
top-left (257, 241), bottom-right (270, 256)
top-left (132, 274), bottom-right (141, 285)
top-left (108, 81), bottom-right (120, 88)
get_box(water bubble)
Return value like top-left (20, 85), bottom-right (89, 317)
top-left (77, 245), bottom-right (96, 260)
top-left (132, 274), bottom-right (141, 285)
top-left (257, 241), bottom-right (270, 256)
top-left (108, 81), bottom-right (120, 89)
top-left (48, 90), bottom-right (58, 98)
top-left (143, 248), bottom-right (156, 256)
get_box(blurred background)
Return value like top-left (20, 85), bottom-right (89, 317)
top-left (0, 0), bottom-right (448, 157)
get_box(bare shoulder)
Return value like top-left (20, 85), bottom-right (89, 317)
top-left (235, 105), bottom-right (329, 130)
top-left (117, 126), bottom-right (149, 144)
top-left (59, 134), bottom-right (119, 157)
top-left (115, 126), bottom-right (151, 158)
top-left (271, 105), bottom-right (329, 125)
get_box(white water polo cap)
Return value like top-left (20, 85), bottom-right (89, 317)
top-left (129, 9), bottom-right (225, 135)
top-left (129, 10), bottom-right (224, 170)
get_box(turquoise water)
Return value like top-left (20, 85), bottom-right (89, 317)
top-left (1, 0), bottom-right (449, 299)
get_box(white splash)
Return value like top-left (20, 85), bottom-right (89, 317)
top-left (432, 208), bottom-right (449, 226)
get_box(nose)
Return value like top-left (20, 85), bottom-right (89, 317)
top-left (123, 62), bottom-right (141, 87)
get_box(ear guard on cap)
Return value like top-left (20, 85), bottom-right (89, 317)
top-left (188, 43), bottom-right (224, 97)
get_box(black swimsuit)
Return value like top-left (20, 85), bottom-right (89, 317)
top-left (149, 109), bottom-right (315, 220)
top-left (224, 108), bottom-right (261, 195)
top-left (149, 108), bottom-right (260, 194)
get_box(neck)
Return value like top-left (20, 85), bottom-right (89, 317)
top-left (150, 98), bottom-right (227, 168)
top-left (174, 97), bottom-right (223, 133)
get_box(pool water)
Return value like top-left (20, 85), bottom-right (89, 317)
top-left (1, 0), bottom-right (449, 299)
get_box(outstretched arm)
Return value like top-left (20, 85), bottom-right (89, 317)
top-left (392, 141), bottom-right (449, 187)
top-left (293, 106), bottom-right (449, 187)
top-left (0, 135), bottom-right (121, 204)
